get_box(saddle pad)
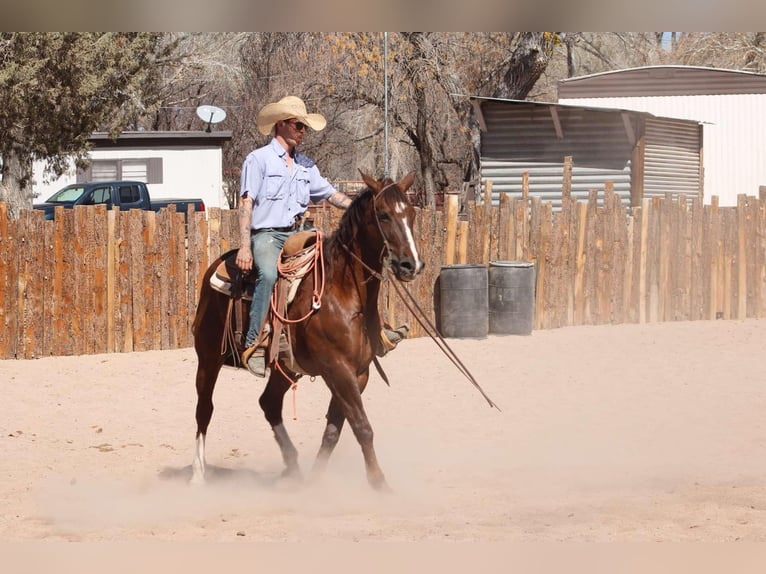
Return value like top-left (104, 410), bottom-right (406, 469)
top-left (210, 268), bottom-right (252, 300)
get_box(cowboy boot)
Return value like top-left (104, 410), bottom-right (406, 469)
top-left (377, 323), bottom-right (409, 357)
top-left (242, 344), bottom-right (271, 378)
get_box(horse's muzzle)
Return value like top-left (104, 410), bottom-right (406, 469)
top-left (390, 257), bottom-right (424, 281)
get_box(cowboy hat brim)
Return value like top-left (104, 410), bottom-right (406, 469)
top-left (256, 96), bottom-right (327, 135)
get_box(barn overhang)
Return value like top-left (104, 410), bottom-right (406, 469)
top-left (470, 97), bottom-right (650, 146)
top-left (469, 97), bottom-right (703, 208)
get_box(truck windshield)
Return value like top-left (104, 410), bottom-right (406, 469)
top-left (45, 186), bottom-right (87, 203)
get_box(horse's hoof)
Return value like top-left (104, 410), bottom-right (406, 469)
top-left (281, 467), bottom-right (303, 481)
top-left (189, 474), bottom-right (206, 487)
top-left (369, 475), bottom-right (392, 493)
top-left (273, 468), bottom-right (302, 491)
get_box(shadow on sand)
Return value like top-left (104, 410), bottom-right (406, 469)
top-left (157, 464), bottom-right (275, 487)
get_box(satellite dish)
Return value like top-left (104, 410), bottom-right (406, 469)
top-left (196, 105), bottom-right (227, 132)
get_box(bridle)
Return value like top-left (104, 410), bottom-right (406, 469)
top-left (371, 181), bottom-right (402, 263)
top-left (342, 180), bottom-right (404, 280)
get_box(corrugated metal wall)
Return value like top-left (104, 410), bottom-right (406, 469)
top-left (643, 118), bottom-right (702, 199)
top-left (481, 161), bottom-right (631, 209)
top-left (479, 101), bottom-right (634, 209)
top-left (559, 93), bottom-right (766, 206)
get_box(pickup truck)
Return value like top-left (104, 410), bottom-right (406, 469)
top-left (33, 181), bottom-right (205, 221)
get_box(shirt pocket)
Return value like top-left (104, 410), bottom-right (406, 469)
top-left (294, 169), bottom-right (311, 207)
top-left (263, 174), bottom-right (286, 200)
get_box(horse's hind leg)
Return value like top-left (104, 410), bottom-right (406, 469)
top-left (191, 353), bottom-right (224, 485)
top-left (259, 368), bottom-right (302, 480)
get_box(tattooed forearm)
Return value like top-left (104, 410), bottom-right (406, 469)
top-left (239, 196), bottom-right (253, 247)
top-left (327, 191), bottom-right (352, 210)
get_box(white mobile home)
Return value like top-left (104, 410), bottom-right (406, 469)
top-left (32, 130), bottom-right (232, 209)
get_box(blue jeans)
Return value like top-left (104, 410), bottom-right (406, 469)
top-left (245, 229), bottom-right (293, 348)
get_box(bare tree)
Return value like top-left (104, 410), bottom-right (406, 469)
top-left (146, 33), bottom-right (247, 132)
top-left (306, 33), bottom-right (562, 208)
top-left (670, 32), bottom-right (766, 72)
top-left (533, 32), bottom-right (766, 103)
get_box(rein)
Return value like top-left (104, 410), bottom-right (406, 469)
top-left (351, 183), bottom-right (499, 410)
top-left (388, 276), bottom-right (500, 410)
top-left (343, 244), bottom-right (500, 411)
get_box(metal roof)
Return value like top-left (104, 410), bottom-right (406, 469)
top-left (469, 96), bottom-right (702, 135)
top-left (88, 130), bottom-right (232, 148)
top-left (470, 96), bottom-right (661, 126)
top-left (558, 66), bottom-right (766, 98)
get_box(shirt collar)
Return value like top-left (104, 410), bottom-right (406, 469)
top-left (269, 137), bottom-right (291, 159)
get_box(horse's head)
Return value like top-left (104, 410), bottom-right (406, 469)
top-left (359, 171), bottom-right (424, 282)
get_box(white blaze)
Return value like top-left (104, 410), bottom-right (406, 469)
top-left (395, 200), bottom-right (421, 270)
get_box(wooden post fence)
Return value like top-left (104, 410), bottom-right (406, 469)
top-left (1, 179), bottom-right (766, 359)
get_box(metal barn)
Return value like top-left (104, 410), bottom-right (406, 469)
top-left (472, 96), bottom-right (702, 209)
top-left (558, 65), bottom-right (766, 207)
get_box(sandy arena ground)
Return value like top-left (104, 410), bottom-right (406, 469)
top-left (2, 319), bottom-right (766, 546)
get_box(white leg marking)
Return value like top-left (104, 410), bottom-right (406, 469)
top-left (191, 434), bottom-right (206, 485)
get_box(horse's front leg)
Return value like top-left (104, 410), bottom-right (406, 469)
top-left (312, 396), bottom-right (346, 476)
top-left (259, 368), bottom-right (302, 480)
top-left (325, 369), bottom-right (389, 491)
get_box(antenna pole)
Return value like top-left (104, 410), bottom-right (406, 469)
top-left (384, 32), bottom-right (389, 178)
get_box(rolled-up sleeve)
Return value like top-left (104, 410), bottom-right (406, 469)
top-left (308, 164), bottom-right (336, 203)
top-left (240, 153), bottom-right (263, 200)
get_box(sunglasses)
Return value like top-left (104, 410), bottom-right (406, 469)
top-left (285, 119), bottom-right (307, 131)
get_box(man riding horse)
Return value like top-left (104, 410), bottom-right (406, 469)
top-left (235, 95), bottom-right (408, 378)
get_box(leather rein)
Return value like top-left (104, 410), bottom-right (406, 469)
top-left (342, 183), bottom-right (499, 410)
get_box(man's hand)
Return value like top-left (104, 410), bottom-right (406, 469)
top-left (236, 245), bottom-right (253, 273)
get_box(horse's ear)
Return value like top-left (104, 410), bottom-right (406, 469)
top-left (398, 171), bottom-right (416, 192)
top-left (358, 170), bottom-right (381, 193)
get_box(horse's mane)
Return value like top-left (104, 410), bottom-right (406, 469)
top-left (326, 177), bottom-right (403, 261)
top-left (328, 177), bottom-right (388, 244)
top-left (330, 187), bottom-right (370, 249)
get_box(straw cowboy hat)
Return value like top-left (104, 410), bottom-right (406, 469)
top-left (256, 95), bottom-right (327, 136)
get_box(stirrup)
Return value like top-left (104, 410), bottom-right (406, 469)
top-left (241, 343), bottom-right (258, 364)
top-left (242, 345), bottom-right (269, 378)
top-left (377, 323), bottom-right (409, 356)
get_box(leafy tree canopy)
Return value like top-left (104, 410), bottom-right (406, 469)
top-left (0, 32), bottom-right (175, 216)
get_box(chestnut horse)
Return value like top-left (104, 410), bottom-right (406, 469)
top-left (191, 171), bottom-right (422, 490)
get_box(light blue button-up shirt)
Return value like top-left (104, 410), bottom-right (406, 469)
top-left (240, 138), bottom-right (336, 230)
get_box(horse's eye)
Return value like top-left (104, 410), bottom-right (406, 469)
top-left (378, 213), bottom-right (391, 223)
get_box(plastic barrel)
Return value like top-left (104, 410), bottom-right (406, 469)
top-left (488, 261), bottom-right (536, 335)
top-left (439, 264), bottom-right (488, 338)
